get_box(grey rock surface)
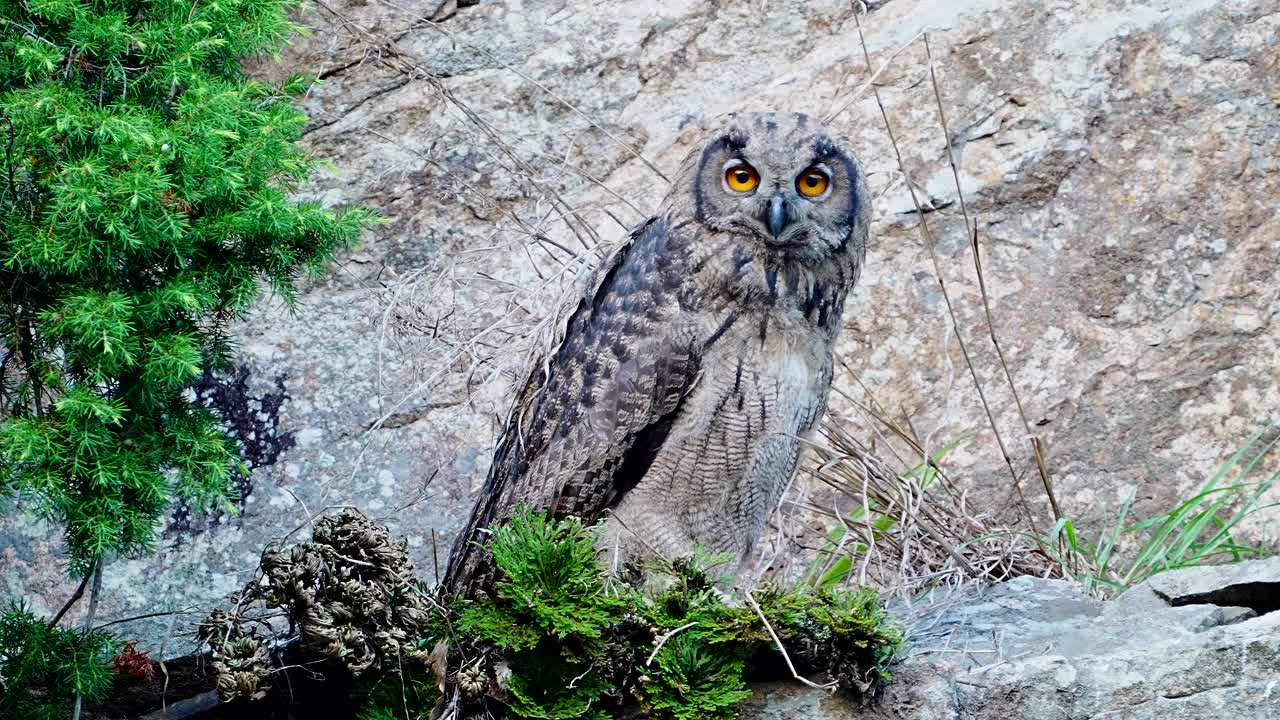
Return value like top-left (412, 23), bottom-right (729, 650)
top-left (747, 558), bottom-right (1280, 719)
top-left (4, 0), bottom-right (1278, 655)
top-left (1147, 554), bottom-right (1280, 613)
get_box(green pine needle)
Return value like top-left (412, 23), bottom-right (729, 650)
top-left (0, 0), bottom-right (377, 577)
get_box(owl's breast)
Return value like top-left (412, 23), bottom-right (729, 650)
top-left (699, 308), bottom-right (835, 439)
top-left (606, 307), bottom-right (835, 559)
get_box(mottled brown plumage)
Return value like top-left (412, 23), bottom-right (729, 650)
top-left (443, 112), bottom-right (870, 600)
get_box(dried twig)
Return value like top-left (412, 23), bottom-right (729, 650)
top-left (849, 6), bottom-right (1035, 530)
top-left (800, 415), bottom-right (1062, 598)
top-left (645, 622), bottom-right (699, 666)
top-left (72, 561), bottom-right (105, 720)
top-left (824, 28), bottom-right (926, 123)
top-left (94, 607), bottom-right (200, 631)
top-left (745, 591), bottom-right (836, 692)
top-left (374, 0), bottom-right (669, 183)
top-left (921, 35), bottom-right (1061, 525)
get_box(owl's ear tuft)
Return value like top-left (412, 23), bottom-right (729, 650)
top-left (710, 117), bottom-right (750, 153)
top-left (813, 136), bottom-right (840, 162)
top-left (725, 127), bottom-right (749, 150)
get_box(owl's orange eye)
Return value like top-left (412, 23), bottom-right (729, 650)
top-left (724, 164), bottom-right (760, 193)
top-left (797, 168), bottom-right (830, 197)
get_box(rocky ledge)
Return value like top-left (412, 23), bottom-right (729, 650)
top-left (747, 557), bottom-right (1280, 719)
top-left (83, 558), bottom-right (1279, 718)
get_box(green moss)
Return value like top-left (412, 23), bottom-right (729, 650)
top-left (455, 508), bottom-right (624, 650)
top-left (449, 509), bottom-right (902, 719)
top-left (635, 632), bottom-right (752, 720)
top-left (505, 638), bottom-right (615, 719)
top-left (353, 659), bottom-right (440, 720)
top-left (452, 507), bottom-right (630, 718)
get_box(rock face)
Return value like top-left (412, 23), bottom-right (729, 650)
top-left (4, 0), bottom-right (1278, 653)
top-left (1146, 554), bottom-right (1280, 613)
top-left (746, 557), bottom-right (1280, 719)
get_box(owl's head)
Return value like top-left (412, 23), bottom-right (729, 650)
top-left (674, 112), bottom-right (869, 267)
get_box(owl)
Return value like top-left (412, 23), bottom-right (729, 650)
top-left (442, 112), bottom-right (870, 599)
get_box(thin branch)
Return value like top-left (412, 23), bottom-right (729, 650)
top-left (850, 8), bottom-right (1034, 531)
top-left (745, 591), bottom-right (836, 692)
top-left (308, 1), bottom-right (607, 253)
top-left (94, 607), bottom-right (199, 631)
top-left (1031, 437), bottom-right (1061, 523)
top-left (922, 34), bottom-right (1059, 525)
top-left (48, 558), bottom-right (96, 627)
top-left (158, 610), bottom-right (180, 718)
top-left (566, 662), bottom-right (596, 689)
top-left (2, 113), bottom-right (17, 203)
top-left (645, 622), bottom-right (699, 666)
top-left (519, 143), bottom-right (647, 218)
top-left (823, 29), bottom-right (925, 123)
top-left (72, 560), bottom-right (105, 720)
top-left (922, 36), bottom-right (1032, 432)
top-left (431, 528), bottom-right (440, 584)
top-left (15, 308), bottom-right (43, 418)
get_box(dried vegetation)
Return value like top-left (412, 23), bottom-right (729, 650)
top-left (198, 510), bottom-right (439, 702)
top-left (201, 508), bottom-right (901, 719)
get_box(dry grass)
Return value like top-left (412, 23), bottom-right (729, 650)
top-left (790, 415), bottom-right (1066, 599)
top-left (744, 5), bottom-right (1071, 600)
top-left (297, 1), bottom-right (650, 497)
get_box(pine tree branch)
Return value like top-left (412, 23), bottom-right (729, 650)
top-left (14, 309), bottom-right (42, 418)
top-left (71, 560), bottom-right (105, 720)
top-left (1, 112), bottom-right (16, 203)
top-left (48, 558), bottom-right (97, 628)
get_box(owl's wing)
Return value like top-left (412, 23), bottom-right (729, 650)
top-left (443, 216), bottom-right (700, 596)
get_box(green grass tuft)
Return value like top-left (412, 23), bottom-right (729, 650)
top-left (955, 425), bottom-right (1280, 598)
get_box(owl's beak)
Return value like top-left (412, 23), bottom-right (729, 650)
top-left (766, 193), bottom-right (788, 237)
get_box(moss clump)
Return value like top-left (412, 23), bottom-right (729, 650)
top-left (446, 508), bottom-right (902, 719)
top-left (636, 631), bottom-right (752, 720)
top-left (776, 585), bottom-right (902, 691)
top-left (453, 510), bottom-right (634, 718)
top-left (456, 510), bottom-right (625, 648)
top-left (353, 659), bottom-right (440, 720)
